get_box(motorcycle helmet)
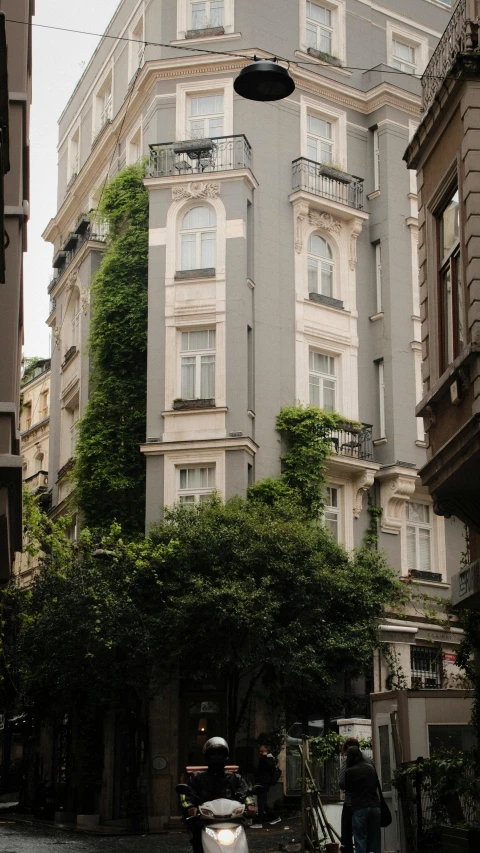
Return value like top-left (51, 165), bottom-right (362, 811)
top-left (203, 737), bottom-right (229, 772)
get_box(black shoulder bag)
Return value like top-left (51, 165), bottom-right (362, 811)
top-left (375, 772), bottom-right (392, 828)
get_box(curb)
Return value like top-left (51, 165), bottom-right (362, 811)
top-left (0, 813), bottom-right (167, 836)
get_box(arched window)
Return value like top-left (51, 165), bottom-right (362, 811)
top-left (180, 206), bottom-right (216, 271)
top-left (307, 234), bottom-right (334, 297)
top-left (35, 453), bottom-right (44, 473)
top-left (71, 291), bottom-right (80, 348)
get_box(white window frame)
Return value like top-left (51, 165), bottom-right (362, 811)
top-left (386, 23), bottom-right (429, 76)
top-left (375, 243), bottom-right (382, 313)
top-left (128, 8), bottom-right (145, 83)
top-left (378, 359), bottom-right (386, 439)
top-left (176, 0), bottom-right (234, 39)
top-left (406, 501), bottom-right (433, 573)
top-left (400, 493), bottom-right (447, 581)
top-left (309, 350), bottom-right (337, 411)
top-left (300, 96), bottom-right (347, 169)
top-left (71, 291), bottom-right (81, 350)
top-left (188, 92), bottom-right (224, 140)
top-left (126, 121), bottom-right (143, 165)
top-left (93, 66), bottom-right (114, 140)
top-left (177, 464), bottom-right (216, 503)
top-left (67, 124), bottom-right (81, 182)
top-left (299, 0), bottom-right (346, 65)
top-left (189, 0), bottom-right (225, 32)
top-left (306, 113), bottom-right (334, 164)
top-left (179, 205), bottom-right (217, 271)
top-left (176, 79), bottom-right (233, 141)
top-left (179, 328), bottom-right (216, 401)
top-left (307, 233), bottom-right (335, 297)
top-left (324, 485), bottom-right (342, 542)
top-left (373, 128), bottom-right (380, 191)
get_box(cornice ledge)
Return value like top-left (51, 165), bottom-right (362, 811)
top-left (376, 465), bottom-right (418, 534)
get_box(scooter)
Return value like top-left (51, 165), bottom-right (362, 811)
top-left (177, 783), bottom-right (261, 852)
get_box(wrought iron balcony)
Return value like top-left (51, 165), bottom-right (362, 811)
top-left (422, 0), bottom-right (480, 114)
top-left (149, 134), bottom-right (252, 178)
top-left (49, 219), bottom-right (109, 291)
top-left (321, 422), bottom-right (373, 460)
top-left (292, 158), bottom-right (364, 210)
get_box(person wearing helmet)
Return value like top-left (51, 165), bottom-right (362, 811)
top-left (180, 737), bottom-right (255, 853)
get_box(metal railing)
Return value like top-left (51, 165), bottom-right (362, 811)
top-left (149, 134), bottom-right (252, 177)
top-left (422, 0), bottom-right (480, 114)
top-left (410, 646), bottom-right (443, 689)
top-left (50, 220), bottom-right (109, 289)
top-left (292, 157), bottom-right (364, 209)
top-left (321, 422), bottom-right (373, 460)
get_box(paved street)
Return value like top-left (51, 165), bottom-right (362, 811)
top-left (0, 818), bottom-right (302, 852)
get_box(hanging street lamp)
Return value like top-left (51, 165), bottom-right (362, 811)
top-left (234, 57), bottom-right (295, 102)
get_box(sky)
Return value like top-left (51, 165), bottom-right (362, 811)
top-left (23, 0), bottom-right (121, 358)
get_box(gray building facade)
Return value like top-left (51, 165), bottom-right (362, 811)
top-left (43, 0), bottom-right (470, 825)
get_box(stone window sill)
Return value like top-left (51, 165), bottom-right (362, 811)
top-left (309, 292), bottom-right (344, 310)
top-left (175, 268), bottom-right (216, 281)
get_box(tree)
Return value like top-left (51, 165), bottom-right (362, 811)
top-left (75, 163), bottom-right (149, 535)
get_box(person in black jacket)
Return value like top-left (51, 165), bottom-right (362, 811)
top-left (251, 745), bottom-right (281, 828)
top-left (180, 737), bottom-right (254, 853)
top-left (344, 746), bottom-right (381, 853)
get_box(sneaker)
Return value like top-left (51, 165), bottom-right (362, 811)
top-left (250, 823), bottom-right (263, 829)
top-left (269, 817), bottom-right (281, 825)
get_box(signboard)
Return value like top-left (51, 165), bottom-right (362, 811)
top-left (444, 652), bottom-right (457, 665)
top-left (152, 756), bottom-right (167, 771)
top-left (451, 560), bottom-right (480, 609)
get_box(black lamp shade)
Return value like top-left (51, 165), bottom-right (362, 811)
top-left (234, 60), bottom-right (295, 102)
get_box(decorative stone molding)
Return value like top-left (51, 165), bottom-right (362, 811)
top-left (81, 288), bottom-right (91, 316)
top-left (53, 325), bottom-right (61, 347)
top-left (295, 202), bottom-right (309, 253)
top-left (308, 210), bottom-right (342, 234)
top-left (352, 469), bottom-right (376, 518)
top-left (376, 466), bottom-right (418, 534)
top-left (172, 181), bottom-right (220, 201)
top-left (349, 220), bottom-right (363, 270)
top-left (434, 495), bottom-right (480, 533)
top-left (66, 269), bottom-right (79, 293)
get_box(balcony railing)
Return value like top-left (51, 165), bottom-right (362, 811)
top-left (321, 422), bottom-right (373, 460)
top-left (422, 0), bottom-right (480, 114)
top-left (49, 219), bottom-right (109, 291)
top-left (149, 134), bottom-right (252, 178)
top-left (292, 158), bottom-right (364, 210)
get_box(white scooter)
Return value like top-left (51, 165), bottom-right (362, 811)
top-left (177, 784), bottom-right (261, 852)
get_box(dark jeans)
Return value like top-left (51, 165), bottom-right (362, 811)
top-left (257, 785), bottom-right (274, 821)
top-left (352, 807), bottom-right (381, 853)
top-left (340, 803), bottom-right (354, 853)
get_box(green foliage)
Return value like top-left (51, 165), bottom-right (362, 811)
top-left (393, 751), bottom-right (477, 829)
top-left (309, 731), bottom-right (372, 762)
top-left (75, 163), bottom-right (149, 535)
top-left (275, 406), bottom-right (350, 517)
top-left (21, 356), bottom-right (42, 386)
top-left (364, 500), bottom-right (383, 549)
top-left (381, 644), bottom-right (408, 691)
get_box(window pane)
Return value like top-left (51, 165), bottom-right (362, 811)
top-left (307, 136), bottom-right (317, 161)
top-left (407, 525), bottom-right (417, 569)
top-left (180, 494), bottom-right (196, 504)
top-left (407, 502), bottom-right (429, 523)
top-left (419, 528), bottom-right (431, 572)
top-left (208, 116), bottom-right (223, 136)
top-left (319, 30), bottom-right (332, 54)
top-left (200, 354), bottom-right (215, 398)
top-left (309, 374), bottom-right (320, 406)
top-left (311, 352), bottom-right (335, 375)
top-left (181, 233), bottom-right (196, 270)
top-left (441, 191), bottom-right (459, 259)
top-left (321, 262), bottom-right (333, 297)
top-left (308, 234), bottom-right (332, 259)
top-left (323, 378), bottom-right (336, 411)
top-left (308, 258), bottom-right (319, 293)
top-left (442, 265), bottom-right (454, 364)
top-left (181, 356), bottom-right (196, 398)
top-left (191, 2), bottom-right (206, 29)
top-left (179, 469), bottom-right (188, 489)
top-left (307, 1), bottom-right (331, 26)
top-left (454, 252), bottom-right (465, 353)
top-left (183, 206), bottom-right (216, 229)
top-left (211, 1), bottom-right (224, 27)
top-left (201, 231), bottom-right (216, 268)
top-left (326, 486), bottom-right (337, 507)
top-left (190, 118), bottom-right (206, 138)
top-left (324, 511), bottom-right (338, 541)
top-left (307, 115), bottom-right (332, 140)
top-left (393, 40), bottom-right (414, 63)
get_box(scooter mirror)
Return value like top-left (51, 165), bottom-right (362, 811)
top-left (176, 783), bottom-right (190, 794)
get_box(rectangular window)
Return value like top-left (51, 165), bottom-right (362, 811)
top-left (128, 15), bottom-right (144, 81)
top-left (188, 93), bottom-right (224, 138)
top-left (375, 243), bottom-right (382, 312)
top-left (24, 401), bottom-right (32, 430)
top-left (378, 725), bottom-right (392, 792)
top-left (40, 391), bottom-right (49, 420)
top-left (178, 466), bottom-right (215, 503)
top-left (324, 486), bottom-right (340, 541)
top-left (307, 113), bottom-right (333, 164)
top-left (70, 406), bottom-right (79, 457)
top-left (95, 73), bottom-right (113, 136)
top-left (392, 39), bottom-right (416, 73)
top-left (191, 0), bottom-right (224, 30)
top-left (438, 189), bottom-right (464, 370)
top-left (406, 502), bottom-right (432, 573)
top-left (428, 725), bottom-right (475, 756)
top-left (378, 360), bottom-right (386, 439)
top-left (373, 128), bottom-right (380, 190)
top-left (410, 645), bottom-right (442, 689)
top-left (68, 129), bottom-right (80, 181)
top-left (306, 1), bottom-right (333, 55)
top-left (309, 351), bottom-right (336, 411)
top-left (180, 329), bottom-right (216, 400)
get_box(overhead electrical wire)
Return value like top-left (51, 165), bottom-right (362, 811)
top-left (4, 16), bottom-right (461, 81)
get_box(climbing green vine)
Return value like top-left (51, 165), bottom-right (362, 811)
top-left (75, 163), bottom-right (149, 535)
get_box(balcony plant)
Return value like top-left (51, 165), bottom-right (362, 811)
top-left (318, 162), bottom-right (354, 183)
top-left (306, 47), bottom-right (342, 67)
top-left (172, 398), bottom-right (215, 410)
